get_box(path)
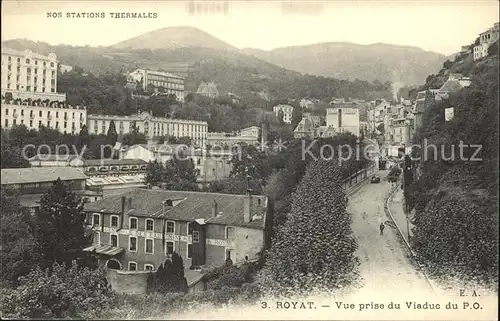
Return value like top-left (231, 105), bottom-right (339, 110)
top-left (348, 175), bottom-right (435, 298)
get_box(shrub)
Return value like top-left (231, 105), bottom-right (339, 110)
top-left (1, 262), bottom-right (113, 319)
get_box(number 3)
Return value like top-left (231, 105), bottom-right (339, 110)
top-left (261, 302), bottom-right (267, 309)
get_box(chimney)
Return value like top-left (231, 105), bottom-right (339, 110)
top-left (244, 193), bottom-right (252, 223)
top-left (212, 200), bottom-right (218, 217)
top-left (120, 196), bottom-right (127, 229)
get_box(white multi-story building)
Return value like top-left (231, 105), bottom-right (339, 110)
top-left (473, 22), bottom-right (499, 61)
top-left (273, 104), bottom-right (294, 124)
top-left (87, 111), bottom-right (208, 148)
top-left (326, 102), bottom-right (360, 137)
top-left (207, 125), bottom-right (260, 148)
top-left (127, 68), bottom-right (185, 102)
top-left (1, 47), bottom-right (66, 102)
top-left (1, 98), bottom-right (87, 134)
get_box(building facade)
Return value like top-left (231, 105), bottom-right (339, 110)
top-left (1, 167), bottom-right (101, 213)
top-left (1, 47), bottom-right (66, 102)
top-left (1, 98), bottom-right (87, 134)
top-left (128, 69), bottom-right (185, 102)
top-left (326, 103), bottom-right (360, 137)
top-left (473, 22), bottom-right (499, 61)
top-left (87, 111), bottom-right (208, 148)
top-left (196, 82), bottom-right (219, 99)
top-left (273, 104), bottom-right (294, 124)
top-left (83, 189), bottom-right (271, 272)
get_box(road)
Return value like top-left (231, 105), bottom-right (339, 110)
top-left (348, 175), bottom-right (435, 299)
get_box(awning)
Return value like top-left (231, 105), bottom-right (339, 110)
top-left (83, 244), bottom-right (124, 256)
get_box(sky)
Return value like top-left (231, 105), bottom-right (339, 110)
top-left (1, 1), bottom-right (499, 55)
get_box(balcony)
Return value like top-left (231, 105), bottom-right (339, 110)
top-left (30, 114), bottom-right (35, 120)
top-left (13, 112), bottom-right (19, 118)
top-left (47, 115), bottom-right (52, 120)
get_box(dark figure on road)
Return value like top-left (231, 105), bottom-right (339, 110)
top-left (380, 223), bottom-right (385, 235)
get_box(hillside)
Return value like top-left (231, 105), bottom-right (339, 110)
top-left (408, 45), bottom-right (499, 288)
top-left (111, 26), bottom-right (239, 52)
top-left (242, 42), bottom-right (447, 86)
top-left (2, 39), bottom-right (393, 103)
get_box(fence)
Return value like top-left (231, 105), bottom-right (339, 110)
top-left (342, 164), bottom-right (376, 193)
top-left (384, 181), bottom-right (438, 295)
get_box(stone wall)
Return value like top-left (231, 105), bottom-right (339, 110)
top-left (106, 269), bottom-right (151, 295)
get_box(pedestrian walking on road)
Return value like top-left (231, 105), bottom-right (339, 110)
top-left (380, 222), bottom-right (385, 235)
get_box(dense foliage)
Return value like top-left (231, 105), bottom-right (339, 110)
top-left (145, 152), bottom-right (198, 190)
top-left (408, 52), bottom-right (498, 287)
top-left (150, 253), bottom-right (188, 293)
top-left (259, 160), bottom-right (359, 296)
top-left (1, 262), bottom-right (112, 319)
top-left (0, 190), bottom-right (39, 286)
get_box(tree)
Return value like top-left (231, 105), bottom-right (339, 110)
top-left (291, 106), bottom-right (302, 129)
top-left (145, 160), bottom-right (165, 186)
top-left (154, 252), bottom-right (188, 293)
top-left (34, 178), bottom-right (92, 269)
top-left (0, 190), bottom-right (39, 285)
top-left (1, 262), bottom-right (112, 319)
top-left (277, 110), bottom-right (285, 126)
top-left (260, 160), bottom-right (358, 296)
top-left (106, 120), bottom-right (118, 147)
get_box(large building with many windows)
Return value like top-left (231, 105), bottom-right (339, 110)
top-left (83, 189), bottom-right (272, 272)
top-left (127, 69), bottom-right (185, 102)
top-left (87, 111), bottom-right (208, 148)
top-left (1, 98), bottom-right (87, 134)
top-left (1, 47), bottom-right (66, 102)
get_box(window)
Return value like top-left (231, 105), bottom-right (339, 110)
top-left (50, 62), bottom-right (54, 67)
top-left (111, 215), bottom-right (119, 227)
top-left (130, 217), bottom-right (138, 229)
top-left (94, 231), bottom-right (100, 245)
top-left (26, 58), bottom-right (30, 64)
top-left (193, 231), bottom-right (200, 243)
top-left (128, 262), bottom-right (137, 271)
top-left (187, 244), bottom-right (192, 258)
top-left (129, 236), bottom-right (137, 252)
top-left (166, 221), bottom-right (175, 233)
top-left (165, 241), bottom-right (174, 255)
top-left (144, 264), bottom-right (154, 271)
top-left (39, 110), bottom-right (42, 117)
top-left (92, 214), bottom-right (100, 226)
top-left (4, 119), bottom-right (8, 127)
top-left (111, 234), bottom-right (118, 247)
top-left (146, 219), bottom-right (154, 231)
top-left (145, 238), bottom-right (154, 254)
top-left (225, 227), bottom-right (235, 240)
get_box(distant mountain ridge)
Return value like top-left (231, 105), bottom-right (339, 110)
top-left (111, 26), bottom-right (239, 52)
top-left (242, 42), bottom-right (448, 86)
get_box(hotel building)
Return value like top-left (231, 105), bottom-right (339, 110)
top-left (1, 98), bottom-right (87, 134)
top-left (326, 102), bottom-right (360, 137)
top-left (83, 189), bottom-right (272, 271)
top-left (87, 111), bottom-right (208, 148)
top-left (127, 69), bottom-right (185, 102)
top-left (1, 47), bottom-right (66, 102)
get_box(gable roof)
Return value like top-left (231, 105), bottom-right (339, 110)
top-left (439, 80), bottom-right (464, 93)
top-left (83, 189), bottom-right (267, 229)
top-left (1, 167), bottom-right (88, 185)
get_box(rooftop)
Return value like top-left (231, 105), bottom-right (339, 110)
top-left (83, 189), bottom-right (267, 230)
top-left (1, 167), bottom-right (88, 185)
top-left (1, 47), bottom-right (56, 61)
top-left (29, 154), bottom-right (80, 162)
top-left (438, 80), bottom-right (464, 93)
top-left (82, 159), bottom-right (148, 166)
